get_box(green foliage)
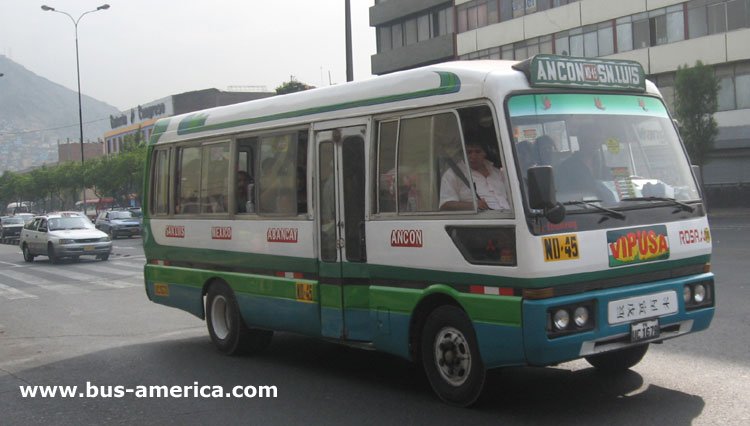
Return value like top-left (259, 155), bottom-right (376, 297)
top-left (275, 75), bottom-right (315, 95)
top-left (674, 61), bottom-right (719, 166)
top-left (0, 143), bottom-right (148, 214)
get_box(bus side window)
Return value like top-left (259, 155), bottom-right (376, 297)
top-left (175, 146), bottom-right (201, 214)
top-left (296, 130), bottom-right (308, 214)
top-left (236, 137), bottom-right (257, 214)
top-left (398, 112), bottom-right (464, 213)
top-left (376, 121), bottom-right (398, 213)
top-left (257, 132), bottom-right (302, 216)
top-left (150, 149), bottom-right (170, 215)
top-left (201, 143), bottom-right (230, 214)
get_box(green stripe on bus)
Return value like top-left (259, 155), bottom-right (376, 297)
top-left (174, 71), bottom-right (461, 136)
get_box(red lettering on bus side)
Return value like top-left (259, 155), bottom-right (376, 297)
top-left (211, 227), bottom-right (232, 240)
top-left (390, 229), bottom-right (423, 247)
top-left (267, 227), bottom-right (298, 243)
top-left (165, 225), bottom-right (185, 238)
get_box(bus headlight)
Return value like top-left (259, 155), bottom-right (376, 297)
top-left (553, 309), bottom-right (569, 330)
top-left (684, 280), bottom-right (714, 310)
top-left (547, 301), bottom-right (596, 337)
top-left (683, 285), bottom-right (692, 303)
top-left (693, 284), bottom-right (706, 303)
top-left (573, 306), bottom-right (589, 327)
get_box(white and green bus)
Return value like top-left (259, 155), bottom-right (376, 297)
top-left (143, 55), bottom-right (714, 406)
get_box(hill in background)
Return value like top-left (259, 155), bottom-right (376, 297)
top-left (0, 54), bottom-right (119, 172)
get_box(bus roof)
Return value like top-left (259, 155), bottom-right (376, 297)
top-left (150, 59), bottom-right (660, 145)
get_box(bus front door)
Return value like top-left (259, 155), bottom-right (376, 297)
top-left (316, 124), bottom-right (367, 340)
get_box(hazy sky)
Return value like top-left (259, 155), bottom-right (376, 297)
top-left (0, 0), bottom-right (376, 110)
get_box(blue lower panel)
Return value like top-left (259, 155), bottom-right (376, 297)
top-left (321, 307), bottom-right (375, 341)
top-left (146, 281), bottom-right (204, 319)
top-left (523, 273), bottom-right (715, 366)
top-left (372, 310), bottom-right (411, 360)
top-left (345, 308), bottom-right (373, 341)
top-left (237, 293), bottom-right (321, 336)
top-left (473, 322), bottom-right (526, 369)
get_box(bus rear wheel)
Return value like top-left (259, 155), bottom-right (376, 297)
top-left (206, 282), bottom-right (272, 355)
top-left (585, 344), bottom-right (649, 373)
top-left (421, 305), bottom-right (485, 407)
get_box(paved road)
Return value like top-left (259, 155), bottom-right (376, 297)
top-left (0, 216), bottom-right (748, 425)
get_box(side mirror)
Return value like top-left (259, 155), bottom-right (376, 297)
top-left (527, 166), bottom-right (565, 224)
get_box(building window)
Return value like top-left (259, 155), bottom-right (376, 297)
top-left (405, 18), bottom-right (418, 45)
top-left (717, 75), bottom-right (735, 111)
top-left (727, 0), bottom-right (749, 30)
top-left (379, 26), bottom-right (392, 52)
top-left (434, 7), bottom-right (454, 36)
top-left (666, 5), bottom-right (685, 43)
top-left (392, 22), bottom-right (403, 48)
top-left (687, 0), bottom-right (750, 38)
top-left (688, 1), bottom-right (708, 38)
top-left (417, 14), bottom-right (431, 41)
top-left (633, 13), bottom-right (650, 49)
top-left (616, 16), bottom-right (633, 52)
top-left (569, 28), bottom-right (584, 56)
top-left (736, 68), bottom-right (750, 109)
top-left (583, 25), bottom-right (598, 57)
top-left (554, 31), bottom-right (570, 55)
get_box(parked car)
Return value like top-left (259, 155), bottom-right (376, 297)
top-left (20, 213), bottom-right (112, 263)
top-left (14, 212), bottom-right (34, 224)
top-left (94, 209), bottom-right (141, 239)
top-left (1, 216), bottom-right (25, 239)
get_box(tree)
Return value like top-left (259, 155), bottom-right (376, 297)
top-left (275, 75), bottom-right (315, 95)
top-left (674, 61), bottom-right (719, 166)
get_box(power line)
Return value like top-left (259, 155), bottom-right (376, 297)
top-left (0, 116), bottom-right (111, 136)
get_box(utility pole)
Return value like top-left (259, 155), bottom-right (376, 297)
top-left (345, 0), bottom-right (353, 82)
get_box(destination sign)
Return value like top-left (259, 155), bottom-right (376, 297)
top-left (516, 54), bottom-right (646, 92)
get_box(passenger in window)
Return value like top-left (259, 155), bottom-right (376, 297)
top-left (535, 135), bottom-right (558, 167)
top-left (439, 142), bottom-right (511, 211)
top-left (556, 133), bottom-right (616, 204)
top-left (236, 170), bottom-right (252, 213)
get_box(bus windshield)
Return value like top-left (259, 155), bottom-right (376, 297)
top-left (508, 93), bottom-right (700, 212)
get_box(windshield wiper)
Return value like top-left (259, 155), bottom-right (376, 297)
top-left (562, 200), bottom-right (626, 220)
top-left (620, 196), bottom-right (695, 213)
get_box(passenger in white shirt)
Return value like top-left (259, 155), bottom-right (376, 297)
top-left (439, 142), bottom-right (510, 211)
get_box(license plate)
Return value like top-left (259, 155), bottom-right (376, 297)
top-left (607, 290), bottom-right (678, 324)
top-left (631, 319), bottom-right (660, 343)
top-left (84, 245), bottom-right (95, 251)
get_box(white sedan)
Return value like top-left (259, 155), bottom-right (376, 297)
top-left (20, 213), bottom-right (112, 263)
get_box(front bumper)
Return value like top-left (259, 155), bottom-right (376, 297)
top-left (522, 273), bottom-right (715, 366)
top-left (56, 242), bottom-right (112, 256)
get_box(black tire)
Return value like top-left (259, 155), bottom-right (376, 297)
top-left (108, 228), bottom-right (117, 240)
top-left (22, 244), bottom-right (34, 262)
top-left (421, 305), bottom-right (485, 407)
top-left (47, 244), bottom-right (59, 264)
top-left (585, 344), bottom-right (650, 373)
top-left (98, 253), bottom-right (110, 261)
top-left (205, 282), bottom-right (272, 355)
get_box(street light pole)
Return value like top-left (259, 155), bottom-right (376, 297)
top-left (41, 4), bottom-right (110, 216)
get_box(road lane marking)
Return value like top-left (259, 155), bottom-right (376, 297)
top-left (0, 283), bottom-right (38, 300)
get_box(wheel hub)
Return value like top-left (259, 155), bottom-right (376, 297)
top-left (434, 327), bottom-right (471, 386)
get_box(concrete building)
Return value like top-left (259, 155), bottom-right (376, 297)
top-left (370, 0), bottom-right (750, 205)
top-left (103, 88), bottom-right (275, 155)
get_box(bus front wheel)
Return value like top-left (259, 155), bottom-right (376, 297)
top-left (421, 305), bottom-right (485, 407)
top-left (585, 344), bottom-right (649, 373)
top-left (205, 282), bottom-right (272, 356)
